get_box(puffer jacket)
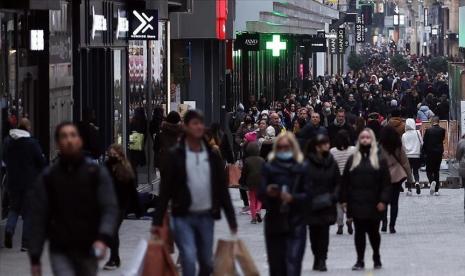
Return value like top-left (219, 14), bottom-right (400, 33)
top-left (306, 153), bottom-right (340, 226)
top-left (417, 105), bottom-right (435, 122)
top-left (241, 142), bottom-right (265, 189)
top-left (402, 118), bottom-right (422, 158)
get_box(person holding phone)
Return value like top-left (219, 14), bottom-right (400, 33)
top-left (341, 128), bottom-right (391, 271)
top-left (259, 132), bottom-right (310, 276)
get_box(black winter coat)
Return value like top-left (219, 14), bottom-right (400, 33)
top-left (152, 139), bottom-right (237, 230)
top-left (423, 125), bottom-right (446, 157)
top-left (328, 122), bottom-right (355, 147)
top-left (341, 150), bottom-right (391, 220)
top-left (3, 130), bottom-right (46, 211)
top-left (306, 153), bottom-right (340, 225)
top-left (29, 157), bottom-right (118, 264)
top-left (153, 122), bottom-right (183, 171)
top-left (259, 159), bottom-right (310, 235)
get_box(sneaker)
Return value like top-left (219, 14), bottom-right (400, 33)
top-left (434, 192), bottom-right (440, 196)
top-left (430, 181), bottom-right (436, 195)
top-left (400, 186), bottom-right (404, 192)
top-left (251, 219), bottom-right (257, 224)
top-left (406, 190), bottom-right (412, 196)
top-left (373, 256), bottom-right (382, 269)
top-left (389, 226), bottom-right (396, 234)
top-left (347, 221), bottom-right (354, 235)
top-left (352, 261), bottom-right (365, 271)
top-left (240, 206), bottom-right (250, 215)
top-left (336, 226), bottom-right (343, 235)
top-left (256, 213), bottom-right (262, 223)
top-left (415, 182), bottom-right (421, 195)
top-left (103, 259), bottom-right (121, 270)
top-left (20, 247), bottom-right (28, 252)
top-left (4, 232), bottom-right (12, 249)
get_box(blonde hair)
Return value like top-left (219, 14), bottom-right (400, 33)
top-left (268, 132), bottom-right (304, 163)
top-left (350, 128), bottom-right (380, 171)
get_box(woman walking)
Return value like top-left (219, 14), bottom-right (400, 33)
top-left (306, 134), bottom-right (340, 272)
top-left (379, 126), bottom-right (413, 233)
top-left (241, 142), bottom-right (265, 224)
top-left (259, 132), bottom-right (310, 276)
top-left (402, 118), bottom-right (423, 195)
top-left (341, 128), bottom-right (391, 271)
top-left (330, 130), bottom-right (356, 235)
top-left (104, 144), bottom-right (140, 270)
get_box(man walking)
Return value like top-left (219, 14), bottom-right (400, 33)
top-left (297, 112), bottom-right (328, 149)
top-left (28, 122), bottom-right (118, 276)
top-left (423, 117), bottom-right (446, 195)
top-left (328, 109), bottom-right (355, 147)
top-left (3, 118), bottom-right (46, 251)
top-left (152, 110), bottom-right (238, 276)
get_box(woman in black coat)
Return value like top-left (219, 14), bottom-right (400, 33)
top-left (305, 134), bottom-right (340, 272)
top-left (259, 132), bottom-right (310, 276)
top-left (341, 128), bottom-right (391, 271)
top-left (104, 144), bottom-right (140, 270)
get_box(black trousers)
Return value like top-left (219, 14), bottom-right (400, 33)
top-left (408, 158), bottom-right (421, 184)
top-left (353, 219), bottom-right (381, 262)
top-left (382, 181), bottom-right (402, 228)
top-left (240, 189), bottom-right (249, 207)
top-left (308, 224), bottom-right (330, 261)
top-left (109, 215), bottom-right (124, 262)
top-left (426, 154), bottom-right (442, 192)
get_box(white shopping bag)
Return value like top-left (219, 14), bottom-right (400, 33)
top-left (123, 239), bottom-right (148, 276)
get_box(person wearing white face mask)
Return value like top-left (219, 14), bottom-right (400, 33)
top-left (258, 132), bottom-right (310, 276)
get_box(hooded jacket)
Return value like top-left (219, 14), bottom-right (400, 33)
top-left (417, 105), bottom-right (435, 121)
top-left (241, 142), bottom-right (265, 189)
top-left (2, 129), bottom-right (46, 211)
top-left (402, 119), bottom-right (422, 158)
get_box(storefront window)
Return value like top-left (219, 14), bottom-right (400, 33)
top-left (127, 21), bottom-right (168, 186)
top-left (114, 49), bottom-right (124, 144)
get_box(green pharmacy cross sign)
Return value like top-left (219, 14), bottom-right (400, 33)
top-left (266, 35), bottom-right (286, 57)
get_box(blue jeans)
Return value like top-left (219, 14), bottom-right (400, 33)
top-left (6, 208), bottom-right (30, 247)
top-left (171, 212), bottom-right (214, 276)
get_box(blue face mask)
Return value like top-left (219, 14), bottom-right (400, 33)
top-left (276, 151), bottom-right (293, 161)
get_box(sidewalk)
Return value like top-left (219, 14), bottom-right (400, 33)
top-left (1, 171), bottom-right (463, 275)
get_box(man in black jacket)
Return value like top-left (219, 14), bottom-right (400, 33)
top-left (328, 109), bottom-right (355, 147)
top-left (297, 112), bottom-right (328, 149)
top-left (423, 116), bottom-right (446, 195)
top-left (152, 110), bottom-right (237, 276)
top-left (28, 122), bottom-right (118, 276)
top-left (3, 118), bottom-right (46, 250)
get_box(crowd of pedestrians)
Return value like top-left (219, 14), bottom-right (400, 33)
top-left (0, 45), bottom-right (451, 276)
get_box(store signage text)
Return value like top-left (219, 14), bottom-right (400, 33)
top-left (355, 15), bottom-right (366, 43)
top-left (337, 28), bottom-right (346, 54)
top-left (30, 30), bottom-right (44, 51)
top-left (235, 33), bottom-right (260, 51)
top-left (129, 9), bottom-right (158, 40)
top-left (329, 29), bottom-right (337, 54)
top-left (91, 6), bottom-right (107, 40)
top-left (266, 35), bottom-right (286, 57)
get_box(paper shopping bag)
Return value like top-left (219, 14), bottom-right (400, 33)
top-left (234, 239), bottom-right (260, 276)
top-left (227, 164), bottom-right (242, 188)
top-left (213, 239), bottom-right (236, 276)
top-left (142, 239), bottom-right (178, 276)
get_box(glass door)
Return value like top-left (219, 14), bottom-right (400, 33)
top-left (113, 49), bottom-right (126, 146)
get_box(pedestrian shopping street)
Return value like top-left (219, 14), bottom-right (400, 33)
top-left (1, 187), bottom-right (464, 276)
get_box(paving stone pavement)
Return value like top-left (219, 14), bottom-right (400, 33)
top-left (1, 186), bottom-right (464, 276)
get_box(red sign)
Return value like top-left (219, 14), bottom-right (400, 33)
top-left (216, 0), bottom-right (228, 40)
